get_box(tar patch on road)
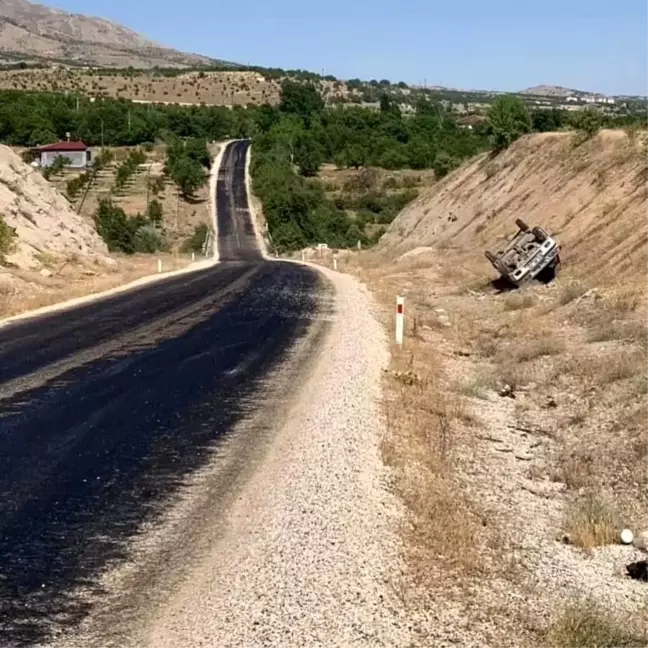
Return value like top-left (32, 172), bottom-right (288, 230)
top-left (0, 261), bottom-right (322, 646)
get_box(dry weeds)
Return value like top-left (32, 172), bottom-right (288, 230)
top-left (503, 293), bottom-right (536, 310)
top-left (559, 282), bottom-right (589, 305)
top-left (546, 599), bottom-right (647, 648)
top-left (563, 493), bottom-right (620, 550)
top-left (0, 253), bottom-right (192, 319)
top-left (383, 339), bottom-right (487, 580)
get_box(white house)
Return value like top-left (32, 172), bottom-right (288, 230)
top-left (36, 141), bottom-right (91, 169)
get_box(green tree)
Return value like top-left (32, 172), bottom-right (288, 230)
top-left (570, 109), bottom-right (602, 139)
top-left (532, 108), bottom-right (565, 132)
top-left (93, 200), bottom-right (134, 253)
top-left (171, 156), bottom-right (206, 197)
top-left (433, 151), bottom-right (459, 179)
top-left (294, 133), bottom-right (323, 176)
top-left (486, 95), bottom-right (532, 150)
top-left (147, 198), bottom-right (163, 224)
top-left (42, 155), bottom-right (71, 180)
top-left (279, 81), bottom-right (324, 124)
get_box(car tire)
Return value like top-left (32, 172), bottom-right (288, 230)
top-left (515, 218), bottom-right (530, 231)
top-left (485, 250), bottom-right (497, 264)
top-left (532, 226), bottom-right (547, 242)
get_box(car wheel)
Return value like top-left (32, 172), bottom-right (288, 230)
top-left (515, 218), bottom-right (530, 232)
top-left (532, 226), bottom-right (547, 242)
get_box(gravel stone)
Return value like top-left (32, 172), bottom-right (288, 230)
top-left (136, 266), bottom-right (410, 647)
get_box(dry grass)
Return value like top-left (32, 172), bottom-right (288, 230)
top-left (503, 293), bottom-right (536, 311)
top-left (609, 289), bottom-right (641, 314)
top-left (563, 492), bottom-right (619, 550)
top-left (382, 338), bottom-right (488, 581)
top-left (0, 253), bottom-right (192, 319)
top-left (455, 370), bottom-right (498, 399)
top-left (513, 337), bottom-right (565, 363)
top-left (546, 599), bottom-right (647, 647)
top-left (566, 350), bottom-right (645, 385)
top-left (554, 452), bottom-right (594, 490)
top-left (559, 282), bottom-right (590, 305)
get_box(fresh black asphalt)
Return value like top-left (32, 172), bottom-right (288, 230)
top-left (0, 140), bottom-right (322, 646)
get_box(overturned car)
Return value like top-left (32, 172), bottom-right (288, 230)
top-left (485, 219), bottom-right (560, 287)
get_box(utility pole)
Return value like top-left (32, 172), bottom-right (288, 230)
top-left (100, 119), bottom-right (104, 149)
top-left (128, 110), bottom-right (131, 133)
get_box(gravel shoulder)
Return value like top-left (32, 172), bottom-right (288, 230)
top-left (130, 266), bottom-right (408, 647)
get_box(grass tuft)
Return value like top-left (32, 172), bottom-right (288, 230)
top-left (563, 492), bottom-right (618, 550)
top-left (546, 599), bottom-right (646, 648)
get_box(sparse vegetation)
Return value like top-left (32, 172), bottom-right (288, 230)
top-left (564, 492), bottom-right (619, 550)
top-left (559, 282), bottom-right (589, 305)
top-left (181, 222), bottom-right (209, 253)
top-left (93, 199), bottom-right (167, 254)
top-left (546, 599), bottom-right (646, 647)
top-left (114, 148), bottom-right (147, 191)
top-left (503, 293), bottom-right (536, 310)
top-left (0, 215), bottom-right (17, 262)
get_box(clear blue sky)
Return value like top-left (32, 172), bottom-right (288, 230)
top-left (49, 0), bottom-right (647, 96)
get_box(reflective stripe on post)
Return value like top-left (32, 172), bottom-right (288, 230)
top-left (395, 296), bottom-right (404, 345)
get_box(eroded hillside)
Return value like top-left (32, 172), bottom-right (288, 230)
top-left (0, 145), bottom-right (107, 268)
top-left (381, 130), bottom-right (647, 283)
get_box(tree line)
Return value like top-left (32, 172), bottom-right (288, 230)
top-left (0, 84), bottom-right (645, 253)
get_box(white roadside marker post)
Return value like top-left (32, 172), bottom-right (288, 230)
top-left (157, 259), bottom-right (162, 273)
top-left (191, 252), bottom-right (195, 262)
top-left (301, 250), bottom-right (305, 262)
top-left (395, 296), bottom-right (405, 345)
top-left (333, 257), bottom-right (338, 271)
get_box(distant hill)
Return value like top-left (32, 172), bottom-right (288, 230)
top-left (0, 0), bottom-right (236, 68)
top-left (521, 85), bottom-right (601, 98)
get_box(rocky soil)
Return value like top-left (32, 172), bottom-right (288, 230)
top-left (0, 144), bottom-right (108, 269)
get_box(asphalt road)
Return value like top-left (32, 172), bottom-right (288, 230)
top-left (0, 140), bottom-right (325, 646)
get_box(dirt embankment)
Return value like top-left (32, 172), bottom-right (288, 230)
top-left (381, 129), bottom-right (647, 282)
top-left (333, 129), bottom-right (647, 647)
top-left (0, 144), bottom-right (108, 268)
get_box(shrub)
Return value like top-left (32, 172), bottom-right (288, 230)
top-left (133, 225), bottom-right (167, 253)
top-left (433, 151), bottom-right (459, 179)
top-left (181, 222), bottom-right (209, 253)
top-left (0, 215), bottom-right (17, 262)
top-left (147, 199), bottom-right (163, 224)
top-left (149, 176), bottom-right (166, 196)
top-left (93, 200), bottom-right (134, 253)
top-left (570, 110), bottom-right (602, 140)
top-left (42, 155), bottom-right (71, 180)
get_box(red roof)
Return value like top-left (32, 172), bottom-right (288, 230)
top-left (38, 141), bottom-right (88, 152)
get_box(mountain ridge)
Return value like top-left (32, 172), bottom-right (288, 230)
top-left (0, 0), bottom-right (235, 68)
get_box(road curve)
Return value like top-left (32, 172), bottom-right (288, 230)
top-left (0, 141), bottom-right (326, 646)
